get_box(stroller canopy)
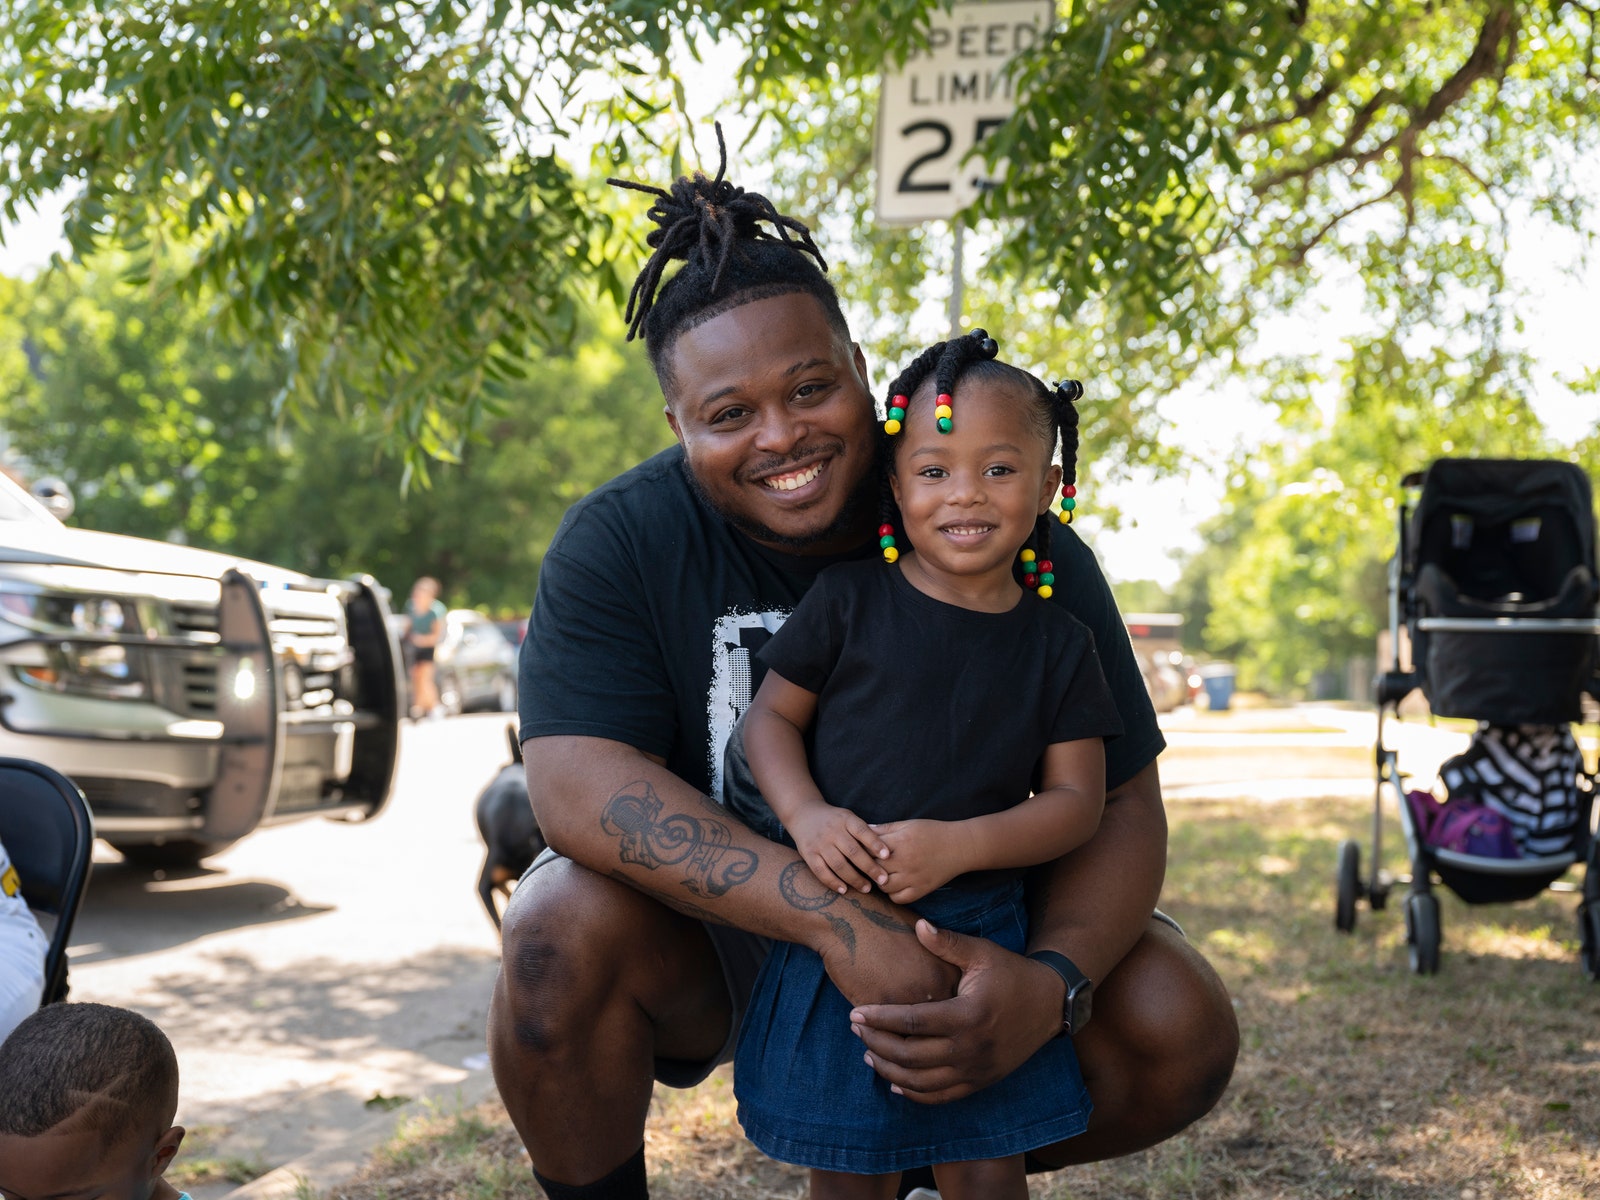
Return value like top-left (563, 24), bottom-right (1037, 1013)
top-left (1408, 458), bottom-right (1596, 604)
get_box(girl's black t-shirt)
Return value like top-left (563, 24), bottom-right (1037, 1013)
top-left (518, 446), bottom-right (1164, 804)
top-left (751, 559), bottom-right (1123, 828)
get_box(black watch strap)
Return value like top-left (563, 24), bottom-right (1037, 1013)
top-left (1027, 950), bottom-right (1093, 1036)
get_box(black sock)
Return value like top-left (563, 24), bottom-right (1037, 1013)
top-left (533, 1143), bottom-right (648, 1200)
top-left (896, 1165), bottom-right (936, 1197)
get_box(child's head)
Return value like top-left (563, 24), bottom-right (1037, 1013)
top-left (0, 1003), bottom-right (185, 1200)
top-left (878, 330), bottom-right (1082, 596)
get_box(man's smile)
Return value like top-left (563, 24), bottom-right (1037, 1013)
top-left (760, 461), bottom-right (827, 492)
top-left (746, 447), bottom-right (839, 500)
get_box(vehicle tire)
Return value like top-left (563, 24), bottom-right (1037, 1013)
top-left (111, 838), bottom-right (237, 869)
top-left (1405, 891), bottom-right (1441, 975)
top-left (1580, 903), bottom-right (1600, 982)
top-left (1335, 839), bottom-right (1360, 933)
top-left (494, 672), bottom-right (517, 714)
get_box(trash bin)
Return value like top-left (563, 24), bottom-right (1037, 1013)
top-left (1198, 664), bottom-right (1236, 712)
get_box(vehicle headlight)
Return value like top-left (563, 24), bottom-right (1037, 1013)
top-left (0, 584), bottom-right (154, 699)
top-left (0, 585), bottom-right (146, 637)
top-left (18, 642), bottom-right (150, 700)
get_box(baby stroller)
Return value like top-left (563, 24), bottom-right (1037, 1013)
top-left (1334, 458), bottom-right (1600, 976)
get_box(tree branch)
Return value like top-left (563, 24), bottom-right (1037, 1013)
top-left (1285, 186), bottom-right (1398, 266)
top-left (1249, 2), bottom-right (1520, 196)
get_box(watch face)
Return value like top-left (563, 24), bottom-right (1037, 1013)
top-left (1068, 981), bottom-right (1092, 1032)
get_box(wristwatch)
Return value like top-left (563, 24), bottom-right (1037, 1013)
top-left (1027, 950), bottom-right (1093, 1036)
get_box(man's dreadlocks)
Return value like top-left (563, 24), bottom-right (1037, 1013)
top-left (608, 124), bottom-right (852, 389)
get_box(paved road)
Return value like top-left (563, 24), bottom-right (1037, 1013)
top-left (67, 713), bottom-right (516, 1190)
top-left (60, 702), bottom-right (1497, 1190)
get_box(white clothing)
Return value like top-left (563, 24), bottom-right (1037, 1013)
top-left (0, 835), bottom-right (48, 1043)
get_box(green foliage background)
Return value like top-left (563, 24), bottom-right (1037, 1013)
top-left (0, 266), bottom-right (672, 611)
top-left (2, 1), bottom-right (1599, 681)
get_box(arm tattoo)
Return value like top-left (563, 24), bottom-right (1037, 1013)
top-left (601, 780), bottom-right (759, 898)
top-left (777, 861), bottom-right (916, 961)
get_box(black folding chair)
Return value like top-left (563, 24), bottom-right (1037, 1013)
top-left (0, 758), bottom-right (95, 1006)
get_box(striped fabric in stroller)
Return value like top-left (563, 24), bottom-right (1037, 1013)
top-left (1438, 724), bottom-right (1587, 858)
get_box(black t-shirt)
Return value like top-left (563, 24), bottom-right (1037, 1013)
top-left (519, 446), bottom-right (1165, 802)
top-left (751, 560), bottom-right (1123, 827)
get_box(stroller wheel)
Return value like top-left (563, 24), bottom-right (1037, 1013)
top-left (1406, 892), bottom-right (1441, 975)
top-left (1581, 903), bottom-right (1600, 982)
top-left (1335, 839), bottom-right (1360, 933)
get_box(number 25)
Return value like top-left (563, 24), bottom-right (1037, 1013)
top-left (896, 118), bottom-right (1007, 194)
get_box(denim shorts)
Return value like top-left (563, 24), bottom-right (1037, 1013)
top-left (733, 878), bottom-right (1091, 1172)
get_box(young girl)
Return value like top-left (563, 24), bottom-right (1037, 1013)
top-left (728, 329), bottom-right (1123, 1200)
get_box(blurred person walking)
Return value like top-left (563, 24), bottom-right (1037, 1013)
top-left (404, 576), bottom-right (448, 720)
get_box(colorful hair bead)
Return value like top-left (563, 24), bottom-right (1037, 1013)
top-left (1058, 484), bottom-right (1079, 525)
top-left (884, 393), bottom-right (908, 436)
top-left (936, 392), bottom-right (954, 434)
top-left (1020, 547), bottom-right (1039, 588)
top-left (879, 522), bottom-right (899, 564)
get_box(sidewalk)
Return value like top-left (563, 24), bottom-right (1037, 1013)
top-left (219, 1066), bottom-right (500, 1200)
top-left (1155, 701), bottom-right (1471, 803)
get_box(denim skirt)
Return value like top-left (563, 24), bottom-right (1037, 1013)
top-left (733, 877), bottom-right (1091, 1174)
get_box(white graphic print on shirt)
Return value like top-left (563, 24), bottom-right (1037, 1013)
top-left (706, 607), bottom-right (790, 803)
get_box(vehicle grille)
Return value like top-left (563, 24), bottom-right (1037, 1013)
top-left (269, 613), bottom-right (342, 640)
top-left (181, 660), bottom-right (220, 715)
top-left (168, 602), bottom-right (222, 716)
top-left (165, 601), bottom-right (349, 716)
top-left (170, 602), bottom-right (220, 639)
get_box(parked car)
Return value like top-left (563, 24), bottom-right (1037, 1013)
top-left (0, 472), bottom-right (404, 867)
top-left (435, 610), bottom-right (518, 715)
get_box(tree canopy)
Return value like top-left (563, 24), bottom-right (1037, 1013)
top-left (1175, 327), bottom-right (1595, 693)
top-left (4, 1), bottom-right (1598, 684)
top-left (0, 259), bottom-right (672, 609)
top-left (4, 1), bottom-right (1595, 474)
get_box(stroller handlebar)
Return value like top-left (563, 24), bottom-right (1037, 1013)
top-left (1414, 616), bottom-right (1600, 634)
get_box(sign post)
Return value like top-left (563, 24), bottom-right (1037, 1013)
top-left (875, 0), bottom-right (1051, 332)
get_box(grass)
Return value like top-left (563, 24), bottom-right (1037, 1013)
top-left (320, 794), bottom-right (1600, 1200)
top-left (167, 1125), bottom-right (270, 1188)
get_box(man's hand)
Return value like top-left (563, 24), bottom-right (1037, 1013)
top-left (788, 804), bottom-right (890, 895)
top-left (869, 819), bottom-right (965, 904)
top-left (847, 919), bottom-right (1064, 1103)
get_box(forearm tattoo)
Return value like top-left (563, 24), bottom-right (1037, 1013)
top-left (778, 861), bottom-right (914, 960)
top-left (601, 781), bottom-right (759, 898)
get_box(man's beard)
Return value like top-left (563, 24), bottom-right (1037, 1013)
top-left (685, 458), bottom-right (877, 553)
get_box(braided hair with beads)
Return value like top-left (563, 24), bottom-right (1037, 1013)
top-left (876, 329), bottom-right (1083, 598)
top-left (607, 123), bottom-right (851, 388)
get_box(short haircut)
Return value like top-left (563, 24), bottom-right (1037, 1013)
top-left (608, 124), bottom-right (853, 394)
top-left (0, 1003), bottom-right (179, 1141)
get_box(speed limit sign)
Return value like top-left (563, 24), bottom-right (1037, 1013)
top-left (874, 0), bottom-right (1052, 226)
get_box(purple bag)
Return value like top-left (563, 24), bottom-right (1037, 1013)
top-left (1405, 789), bottom-right (1444, 839)
top-left (1426, 799), bottom-right (1521, 859)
